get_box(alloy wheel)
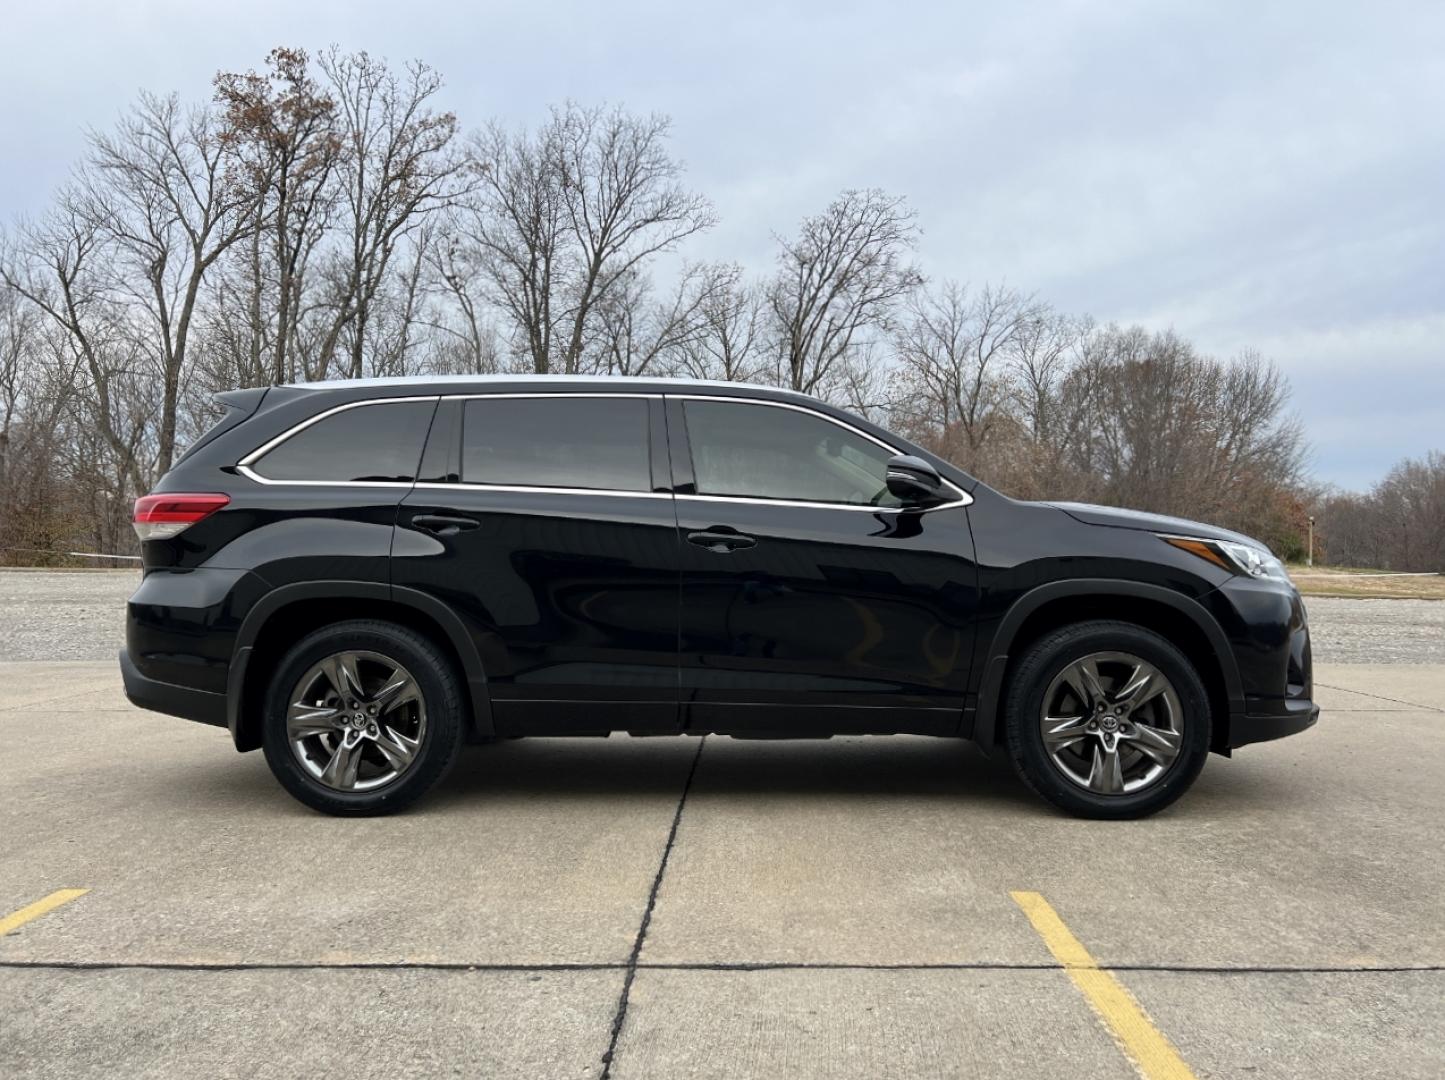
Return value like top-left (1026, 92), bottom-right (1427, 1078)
top-left (285, 650), bottom-right (428, 792)
top-left (1039, 651), bottom-right (1184, 795)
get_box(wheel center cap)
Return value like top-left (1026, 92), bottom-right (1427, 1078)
top-left (1101, 716), bottom-right (1118, 732)
top-left (351, 714), bottom-right (367, 728)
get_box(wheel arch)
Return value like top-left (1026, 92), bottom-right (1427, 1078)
top-left (228, 581), bottom-right (493, 752)
top-left (971, 579), bottom-right (1243, 754)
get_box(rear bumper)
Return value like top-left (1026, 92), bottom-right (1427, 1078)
top-left (120, 648), bottom-right (227, 728)
top-left (1227, 699), bottom-right (1319, 747)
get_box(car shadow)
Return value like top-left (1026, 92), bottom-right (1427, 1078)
top-left (431, 734), bottom-right (1041, 811)
top-left (138, 731), bottom-right (1288, 820)
top-left (431, 735), bottom-right (1299, 819)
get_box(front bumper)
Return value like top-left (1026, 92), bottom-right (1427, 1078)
top-left (120, 648), bottom-right (227, 728)
top-left (1227, 698), bottom-right (1320, 747)
top-left (1204, 575), bottom-right (1319, 750)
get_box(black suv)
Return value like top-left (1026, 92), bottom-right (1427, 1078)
top-left (121, 376), bottom-right (1318, 818)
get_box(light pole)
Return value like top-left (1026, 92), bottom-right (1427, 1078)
top-left (1307, 515), bottom-right (1315, 568)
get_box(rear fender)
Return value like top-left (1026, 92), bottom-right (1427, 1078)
top-left (228, 580), bottom-right (493, 750)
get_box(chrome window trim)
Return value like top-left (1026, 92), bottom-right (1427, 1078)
top-left (413, 482), bottom-right (670, 500)
top-left (675, 492), bottom-right (971, 512)
top-left (236, 470), bottom-right (419, 488)
top-left (671, 394), bottom-right (973, 511)
top-left (237, 395), bottom-right (441, 486)
top-left (235, 387), bottom-right (975, 512)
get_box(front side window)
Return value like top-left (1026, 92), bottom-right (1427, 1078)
top-left (462, 397), bottom-right (651, 492)
top-left (249, 400), bottom-right (436, 482)
top-left (683, 399), bottom-right (901, 507)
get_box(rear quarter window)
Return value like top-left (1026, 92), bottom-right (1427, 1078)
top-left (248, 400), bottom-right (437, 483)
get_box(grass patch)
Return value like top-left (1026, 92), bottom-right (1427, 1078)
top-left (1287, 565), bottom-right (1445, 600)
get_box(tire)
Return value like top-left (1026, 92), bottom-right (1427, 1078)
top-left (261, 620), bottom-right (465, 816)
top-left (1003, 620), bottom-right (1211, 819)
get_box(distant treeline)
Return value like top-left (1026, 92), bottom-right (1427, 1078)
top-left (1312, 453), bottom-right (1444, 572)
top-left (0, 47), bottom-right (1436, 569)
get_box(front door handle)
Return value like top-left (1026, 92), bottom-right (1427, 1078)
top-left (687, 529), bottom-right (757, 553)
top-left (412, 514), bottom-right (480, 536)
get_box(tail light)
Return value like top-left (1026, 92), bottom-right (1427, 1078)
top-left (132, 493), bottom-right (230, 541)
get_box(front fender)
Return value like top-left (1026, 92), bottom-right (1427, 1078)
top-left (968, 578), bottom-right (1244, 750)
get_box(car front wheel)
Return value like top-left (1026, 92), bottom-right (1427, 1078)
top-left (1003, 620), bottom-right (1212, 819)
top-left (261, 620), bottom-right (464, 815)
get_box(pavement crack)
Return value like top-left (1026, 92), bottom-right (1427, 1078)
top-left (0, 686), bottom-right (109, 714)
top-left (1316, 682), bottom-right (1444, 713)
top-left (598, 735), bottom-right (706, 1080)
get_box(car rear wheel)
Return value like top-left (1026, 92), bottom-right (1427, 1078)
top-left (261, 620), bottom-right (464, 815)
top-left (1003, 620), bottom-right (1211, 819)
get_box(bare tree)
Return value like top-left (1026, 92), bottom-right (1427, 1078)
top-left (0, 287), bottom-right (38, 493)
top-left (425, 226), bottom-right (504, 374)
top-left (214, 47), bottom-right (341, 383)
top-left (1374, 452), bottom-right (1445, 571)
top-left (312, 49), bottom-right (467, 378)
top-left (452, 119), bottom-right (564, 372)
top-left (890, 282), bottom-right (1036, 469)
top-left (828, 345), bottom-right (895, 421)
top-left (552, 105), bottom-right (715, 373)
top-left (1062, 328), bottom-right (1306, 537)
top-left (672, 264), bottom-right (765, 383)
top-left (1316, 454), bottom-right (1444, 572)
top-left (1008, 309), bottom-right (1098, 496)
top-left (767, 189), bottom-right (922, 395)
top-left (1012, 309), bottom-right (1092, 438)
top-left (1084, 328), bottom-right (1213, 511)
top-left (0, 312), bottom-right (90, 566)
top-left (591, 263), bottom-right (724, 376)
top-left (1, 202), bottom-right (153, 496)
top-left (82, 92), bottom-right (257, 472)
top-left (456, 104), bottom-right (713, 374)
top-left (1314, 490), bottom-right (1381, 568)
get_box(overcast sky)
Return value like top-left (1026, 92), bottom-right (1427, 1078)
top-left (4, 0), bottom-right (1441, 489)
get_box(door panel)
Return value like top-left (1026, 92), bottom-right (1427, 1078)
top-left (674, 498), bottom-right (978, 732)
top-left (668, 396), bottom-right (980, 734)
top-left (395, 488), bottom-right (681, 732)
top-left (391, 394), bottom-right (681, 734)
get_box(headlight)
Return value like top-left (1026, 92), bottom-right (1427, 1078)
top-left (1161, 535), bottom-right (1290, 581)
top-left (1216, 540), bottom-right (1289, 580)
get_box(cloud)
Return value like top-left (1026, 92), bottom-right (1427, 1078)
top-left (2, 0), bottom-right (1440, 487)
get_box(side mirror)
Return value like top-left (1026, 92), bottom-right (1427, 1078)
top-left (885, 455), bottom-right (948, 507)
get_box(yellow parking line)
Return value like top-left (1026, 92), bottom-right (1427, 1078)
top-left (0, 889), bottom-right (88, 937)
top-left (1011, 890), bottom-right (1196, 1080)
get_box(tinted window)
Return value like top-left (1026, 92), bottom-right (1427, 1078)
top-left (251, 400), bottom-right (436, 482)
top-left (684, 400), bottom-right (901, 507)
top-left (462, 397), bottom-right (651, 491)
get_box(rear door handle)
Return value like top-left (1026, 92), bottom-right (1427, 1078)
top-left (411, 514), bottom-right (480, 536)
top-left (687, 529), bottom-right (757, 553)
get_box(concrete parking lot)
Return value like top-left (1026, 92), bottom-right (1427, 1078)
top-left (1, 572), bottom-right (1442, 1078)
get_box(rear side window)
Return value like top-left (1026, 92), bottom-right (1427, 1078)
top-left (462, 397), bottom-right (651, 491)
top-left (249, 400), bottom-right (436, 483)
